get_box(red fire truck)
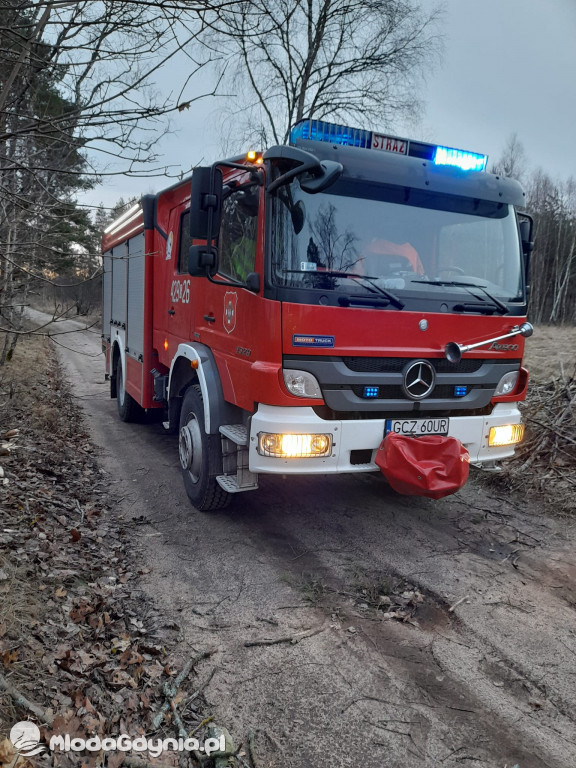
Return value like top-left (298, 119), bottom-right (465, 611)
top-left (102, 119), bottom-right (533, 510)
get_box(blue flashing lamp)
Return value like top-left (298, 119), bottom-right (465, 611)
top-left (290, 119), bottom-right (372, 149)
top-left (433, 146), bottom-right (487, 172)
top-left (454, 385), bottom-right (468, 397)
top-left (363, 386), bottom-right (379, 398)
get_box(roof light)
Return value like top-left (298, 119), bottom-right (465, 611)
top-left (433, 146), bottom-right (487, 172)
top-left (289, 119), bottom-right (488, 172)
top-left (290, 119), bottom-right (372, 148)
top-left (246, 150), bottom-right (263, 164)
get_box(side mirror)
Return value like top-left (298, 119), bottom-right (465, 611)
top-left (299, 160), bottom-right (343, 194)
top-left (188, 244), bottom-right (216, 277)
top-left (245, 272), bottom-right (260, 293)
top-left (519, 219), bottom-right (533, 256)
top-left (190, 167), bottom-right (223, 239)
top-left (518, 216), bottom-right (534, 293)
top-left (264, 145), bottom-right (343, 194)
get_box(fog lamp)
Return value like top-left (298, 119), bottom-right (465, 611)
top-left (488, 424), bottom-right (524, 447)
top-left (258, 432), bottom-right (332, 458)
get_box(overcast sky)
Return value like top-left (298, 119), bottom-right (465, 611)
top-left (87, 0), bottom-right (576, 211)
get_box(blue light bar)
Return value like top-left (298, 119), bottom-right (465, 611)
top-left (454, 386), bottom-right (468, 397)
top-left (433, 146), bottom-right (487, 172)
top-left (290, 119), bottom-right (372, 149)
top-left (363, 386), bottom-right (379, 398)
top-left (289, 119), bottom-right (488, 172)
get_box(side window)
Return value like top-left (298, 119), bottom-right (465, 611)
top-left (219, 188), bottom-right (258, 282)
top-left (178, 210), bottom-right (191, 274)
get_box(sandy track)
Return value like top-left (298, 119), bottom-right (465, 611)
top-left (28, 308), bottom-right (576, 768)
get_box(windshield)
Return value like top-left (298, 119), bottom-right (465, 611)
top-left (269, 179), bottom-right (524, 308)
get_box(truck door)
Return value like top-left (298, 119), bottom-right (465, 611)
top-left (194, 180), bottom-right (263, 411)
top-left (154, 203), bottom-right (193, 356)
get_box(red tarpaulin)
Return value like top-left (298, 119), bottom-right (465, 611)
top-left (376, 432), bottom-right (470, 499)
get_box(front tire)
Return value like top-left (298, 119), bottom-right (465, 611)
top-left (178, 385), bottom-right (230, 511)
top-left (116, 357), bottom-right (140, 422)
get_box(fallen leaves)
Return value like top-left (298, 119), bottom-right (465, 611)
top-left (0, 345), bottom-right (217, 765)
top-left (2, 649), bottom-right (18, 668)
top-left (350, 579), bottom-right (426, 623)
top-left (0, 737), bottom-right (34, 768)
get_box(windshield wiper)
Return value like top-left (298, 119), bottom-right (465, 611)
top-left (411, 279), bottom-right (509, 315)
top-left (283, 269), bottom-right (405, 309)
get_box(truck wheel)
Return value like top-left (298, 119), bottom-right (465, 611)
top-left (179, 385), bottom-right (230, 512)
top-left (116, 357), bottom-right (139, 422)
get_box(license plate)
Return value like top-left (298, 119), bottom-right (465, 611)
top-left (385, 417), bottom-right (450, 437)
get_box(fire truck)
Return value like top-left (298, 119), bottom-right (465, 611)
top-left (101, 119), bottom-right (533, 510)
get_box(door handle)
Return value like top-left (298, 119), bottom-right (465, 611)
top-left (168, 308), bottom-right (175, 315)
top-left (204, 314), bottom-right (215, 323)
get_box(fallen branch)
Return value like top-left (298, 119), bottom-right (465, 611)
top-left (448, 595), bottom-right (469, 613)
top-left (152, 648), bottom-right (217, 730)
top-left (244, 625), bottom-right (326, 647)
top-left (0, 672), bottom-right (54, 725)
top-left (248, 730), bottom-right (258, 768)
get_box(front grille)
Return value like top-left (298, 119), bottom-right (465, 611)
top-left (343, 357), bottom-right (520, 374)
top-left (351, 384), bottom-right (478, 400)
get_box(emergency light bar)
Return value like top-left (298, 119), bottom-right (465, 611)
top-left (290, 119), bottom-right (488, 172)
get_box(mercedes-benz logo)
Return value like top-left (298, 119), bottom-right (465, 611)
top-left (402, 360), bottom-right (436, 400)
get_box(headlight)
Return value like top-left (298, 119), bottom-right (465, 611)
top-left (494, 370), bottom-right (519, 396)
top-left (283, 369), bottom-right (322, 399)
top-left (258, 433), bottom-right (332, 458)
top-left (488, 424), bottom-right (524, 447)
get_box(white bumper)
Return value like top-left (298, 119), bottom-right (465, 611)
top-left (249, 403), bottom-right (522, 474)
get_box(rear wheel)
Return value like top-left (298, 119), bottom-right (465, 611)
top-left (179, 385), bottom-right (230, 511)
top-left (116, 357), bottom-right (140, 422)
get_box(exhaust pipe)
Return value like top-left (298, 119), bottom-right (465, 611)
top-left (444, 322), bottom-right (533, 364)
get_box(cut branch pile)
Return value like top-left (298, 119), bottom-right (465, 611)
top-left (499, 366), bottom-right (576, 512)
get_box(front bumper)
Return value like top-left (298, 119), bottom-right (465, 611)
top-left (249, 403), bottom-right (522, 474)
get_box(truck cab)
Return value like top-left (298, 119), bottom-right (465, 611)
top-left (102, 119), bottom-right (533, 510)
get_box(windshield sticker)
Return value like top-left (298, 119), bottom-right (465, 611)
top-left (293, 334), bottom-right (335, 348)
top-left (300, 261), bottom-right (317, 271)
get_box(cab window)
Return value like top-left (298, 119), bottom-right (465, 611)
top-left (219, 187), bottom-right (258, 282)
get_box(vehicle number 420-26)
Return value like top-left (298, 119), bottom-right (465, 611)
top-left (170, 279), bottom-right (190, 304)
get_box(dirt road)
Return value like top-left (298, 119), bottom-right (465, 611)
top-left (29, 309), bottom-right (576, 768)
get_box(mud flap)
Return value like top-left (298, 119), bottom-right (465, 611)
top-left (376, 432), bottom-right (470, 499)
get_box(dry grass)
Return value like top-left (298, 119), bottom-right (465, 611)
top-left (523, 324), bottom-right (576, 384)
